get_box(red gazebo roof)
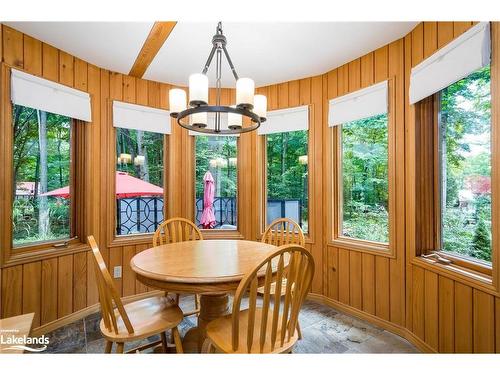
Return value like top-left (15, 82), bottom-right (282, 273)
top-left (41, 171), bottom-right (163, 199)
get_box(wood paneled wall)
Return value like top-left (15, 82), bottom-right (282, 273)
top-left (1, 22), bottom-right (500, 352)
top-left (404, 22), bottom-right (500, 353)
top-left (0, 25), bottom-right (179, 329)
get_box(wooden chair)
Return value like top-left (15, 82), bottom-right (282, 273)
top-left (153, 217), bottom-right (203, 316)
top-left (261, 218), bottom-right (305, 248)
top-left (87, 235), bottom-right (184, 354)
top-left (203, 244), bottom-right (314, 353)
top-left (259, 218), bottom-right (306, 338)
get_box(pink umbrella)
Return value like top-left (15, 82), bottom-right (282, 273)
top-left (200, 171), bottom-right (216, 229)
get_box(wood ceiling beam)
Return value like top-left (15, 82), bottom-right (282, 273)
top-left (129, 21), bottom-right (177, 78)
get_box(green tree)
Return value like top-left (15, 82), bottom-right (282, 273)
top-left (471, 218), bottom-right (491, 262)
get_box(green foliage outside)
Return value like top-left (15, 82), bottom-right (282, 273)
top-left (116, 128), bottom-right (164, 187)
top-left (441, 66), bottom-right (492, 262)
top-left (12, 105), bottom-right (71, 245)
top-left (341, 114), bottom-right (389, 243)
top-left (266, 130), bottom-right (308, 232)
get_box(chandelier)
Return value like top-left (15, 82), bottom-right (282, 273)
top-left (169, 22), bottom-right (267, 135)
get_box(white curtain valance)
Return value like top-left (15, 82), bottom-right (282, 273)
top-left (328, 80), bottom-right (388, 127)
top-left (409, 22), bottom-right (490, 105)
top-left (258, 105), bottom-right (309, 135)
top-left (188, 112), bottom-right (240, 137)
top-left (113, 101), bottom-right (171, 135)
top-left (11, 69), bottom-right (92, 122)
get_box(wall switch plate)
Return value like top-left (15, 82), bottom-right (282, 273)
top-left (113, 266), bottom-right (122, 279)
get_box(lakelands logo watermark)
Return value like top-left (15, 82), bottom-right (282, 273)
top-left (0, 328), bottom-right (49, 353)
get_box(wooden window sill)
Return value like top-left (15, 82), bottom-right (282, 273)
top-left (412, 256), bottom-right (497, 295)
top-left (2, 241), bottom-right (90, 268)
top-left (328, 237), bottom-right (395, 258)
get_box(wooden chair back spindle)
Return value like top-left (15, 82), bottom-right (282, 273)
top-left (231, 245), bottom-right (314, 353)
top-left (87, 235), bottom-right (134, 335)
top-left (153, 217), bottom-right (203, 246)
top-left (261, 218), bottom-right (305, 247)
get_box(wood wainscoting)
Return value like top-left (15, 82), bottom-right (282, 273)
top-left (1, 22), bottom-right (500, 353)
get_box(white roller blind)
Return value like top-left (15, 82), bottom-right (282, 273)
top-left (11, 69), bottom-right (92, 122)
top-left (189, 112), bottom-right (240, 137)
top-left (328, 81), bottom-right (388, 127)
top-left (409, 22), bottom-right (490, 105)
top-left (258, 105), bottom-right (309, 135)
top-left (113, 101), bottom-right (171, 134)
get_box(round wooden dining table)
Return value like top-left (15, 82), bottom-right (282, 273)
top-left (130, 239), bottom-right (277, 353)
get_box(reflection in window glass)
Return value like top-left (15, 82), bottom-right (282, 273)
top-left (116, 128), bottom-right (164, 235)
top-left (12, 105), bottom-right (72, 246)
top-left (266, 130), bottom-right (308, 232)
top-left (341, 114), bottom-right (389, 243)
top-left (440, 66), bottom-right (491, 262)
top-left (195, 136), bottom-right (238, 229)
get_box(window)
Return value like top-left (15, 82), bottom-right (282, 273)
top-left (194, 136), bottom-right (238, 230)
top-left (439, 66), bottom-right (491, 263)
top-left (12, 105), bottom-right (73, 246)
top-left (340, 113), bottom-right (389, 243)
top-left (266, 130), bottom-right (308, 232)
top-left (115, 128), bottom-right (165, 235)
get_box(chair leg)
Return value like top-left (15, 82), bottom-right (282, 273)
top-left (116, 342), bottom-right (124, 353)
top-left (160, 332), bottom-right (169, 353)
top-left (172, 327), bottom-right (183, 354)
top-left (296, 321), bottom-right (302, 340)
top-left (195, 294), bottom-right (200, 311)
top-left (105, 340), bottom-right (113, 353)
top-left (175, 293), bottom-right (180, 305)
top-left (201, 339), bottom-right (214, 353)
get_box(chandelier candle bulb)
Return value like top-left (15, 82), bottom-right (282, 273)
top-left (236, 78), bottom-right (255, 108)
top-left (228, 106), bottom-right (243, 129)
top-left (191, 111), bottom-right (207, 128)
top-left (169, 88), bottom-right (187, 114)
top-left (189, 73), bottom-right (209, 105)
top-left (253, 94), bottom-right (267, 119)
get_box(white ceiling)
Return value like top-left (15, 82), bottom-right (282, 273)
top-left (4, 22), bottom-right (417, 87)
top-left (4, 22), bottom-right (155, 74)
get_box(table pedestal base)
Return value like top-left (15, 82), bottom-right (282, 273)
top-left (181, 293), bottom-right (230, 353)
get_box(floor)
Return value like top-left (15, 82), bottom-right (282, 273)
top-left (41, 296), bottom-right (418, 354)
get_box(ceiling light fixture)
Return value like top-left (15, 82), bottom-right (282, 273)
top-left (169, 22), bottom-right (267, 135)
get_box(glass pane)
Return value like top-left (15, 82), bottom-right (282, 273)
top-left (266, 130), bottom-right (308, 232)
top-left (116, 128), bottom-right (164, 235)
top-left (440, 65), bottom-right (491, 263)
top-left (12, 105), bottom-right (72, 246)
top-left (195, 136), bottom-right (238, 230)
top-left (341, 114), bottom-right (389, 243)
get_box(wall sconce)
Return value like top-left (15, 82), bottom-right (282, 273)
top-left (134, 155), bottom-right (145, 166)
top-left (119, 153), bottom-right (132, 164)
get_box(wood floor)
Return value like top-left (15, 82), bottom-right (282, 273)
top-left (40, 297), bottom-right (418, 354)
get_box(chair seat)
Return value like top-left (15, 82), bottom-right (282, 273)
top-left (100, 296), bottom-right (183, 342)
top-left (206, 308), bottom-right (299, 353)
top-left (257, 278), bottom-right (289, 296)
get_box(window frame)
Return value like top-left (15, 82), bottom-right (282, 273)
top-left (107, 100), bottom-right (170, 247)
top-left (418, 83), bottom-right (494, 278)
top-left (192, 134), bottom-right (243, 239)
top-left (328, 78), bottom-right (396, 257)
top-left (1, 64), bottom-right (90, 267)
top-left (258, 105), bottom-right (313, 242)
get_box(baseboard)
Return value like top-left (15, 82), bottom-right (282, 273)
top-left (31, 290), bottom-right (163, 337)
top-left (306, 293), bottom-right (437, 354)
